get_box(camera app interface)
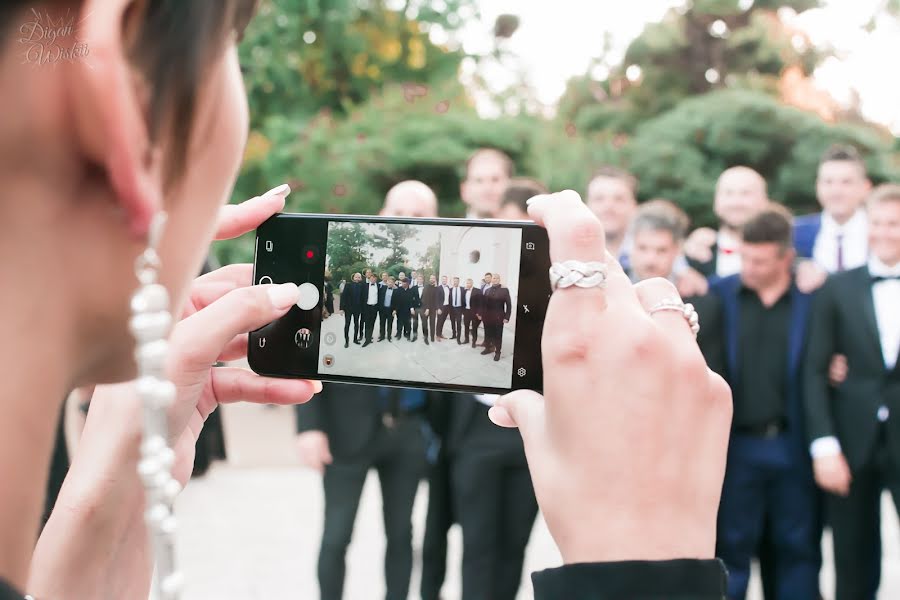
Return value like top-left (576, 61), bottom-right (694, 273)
top-left (318, 222), bottom-right (523, 389)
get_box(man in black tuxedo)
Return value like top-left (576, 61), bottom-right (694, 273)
top-left (435, 275), bottom-right (451, 340)
top-left (422, 274), bottom-right (440, 343)
top-left (296, 384), bottom-right (434, 600)
top-left (411, 274), bottom-right (428, 344)
top-left (393, 279), bottom-right (415, 340)
top-left (804, 184), bottom-right (900, 600)
top-left (340, 272), bottom-right (364, 348)
top-left (461, 278), bottom-right (483, 346)
top-left (361, 273), bottom-right (380, 347)
top-left (377, 276), bottom-right (397, 342)
top-left (448, 276), bottom-right (464, 340)
top-left (479, 271), bottom-right (492, 292)
top-left (480, 273), bottom-right (512, 361)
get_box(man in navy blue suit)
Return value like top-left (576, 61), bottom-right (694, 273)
top-left (794, 144), bottom-right (872, 292)
top-left (712, 206), bottom-right (821, 600)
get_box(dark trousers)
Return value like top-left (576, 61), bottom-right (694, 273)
top-left (450, 306), bottom-right (463, 338)
top-left (343, 310), bottom-right (361, 343)
top-left (421, 454), bottom-right (454, 600)
top-left (827, 431), bottom-right (899, 600)
top-left (318, 417), bottom-right (427, 600)
top-left (397, 311), bottom-right (412, 339)
top-left (378, 307), bottom-right (394, 340)
top-left (363, 305), bottom-right (378, 342)
top-left (463, 309), bottom-right (480, 344)
top-left (436, 306), bottom-right (450, 338)
top-left (427, 310), bottom-right (438, 341)
top-left (717, 433), bottom-right (820, 600)
top-left (483, 321), bottom-right (503, 354)
top-left (452, 407), bottom-right (538, 600)
top-left (413, 307), bottom-right (428, 339)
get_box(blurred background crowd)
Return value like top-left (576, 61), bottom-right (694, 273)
top-left (53, 1), bottom-right (900, 599)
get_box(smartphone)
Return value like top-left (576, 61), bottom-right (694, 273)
top-left (248, 213), bottom-right (551, 394)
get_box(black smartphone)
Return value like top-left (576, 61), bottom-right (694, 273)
top-left (248, 213), bottom-right (551, 394)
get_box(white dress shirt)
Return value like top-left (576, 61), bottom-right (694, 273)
top-left (366, 282), bottom-right (378, 305)
top-left (417, 286), bottom-right (424, 300)
top-left (715, 230), bottom-right (742, 278)
top-left (465, 288), bottom-right (473, 309)
top-left (441, 285), bottom-right (451, 306)
top-left (810, 256), bottom-right (900, 459)
top-left (870, 256), bottom-right (900, 370)
top-left (812, 210), bottom-right (869, 273)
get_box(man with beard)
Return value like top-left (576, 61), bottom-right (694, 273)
top-left (435, 275), bottom-right (452, 340)
top-left (411, 274), bottom-right (428, 344)
top-left (460, 278), bottom-right (483, 347)
top-left (422, 274), bottom-right (440, 344)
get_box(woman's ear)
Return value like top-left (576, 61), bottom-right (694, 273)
top-left (64, 0), bottom-right (162, 238)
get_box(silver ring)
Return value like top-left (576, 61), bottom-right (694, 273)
top-left (648, 298), bottom-right (700, 337)
top-left (549, 260), bottom-right (608, 292)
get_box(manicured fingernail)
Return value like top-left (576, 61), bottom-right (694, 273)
top-left (526, 194), bottom-right (547, 207)
top-left (265, 183), bottom-right (291, 197)
top-left (312, 381), bottom-right (323, 393)
top-left (267, 283), bottom-right (300, 310)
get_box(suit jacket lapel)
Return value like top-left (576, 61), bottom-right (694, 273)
top-left (855, 268), bottom-right (883, 363)
top-left (788, 286), bottom-right (810, 377)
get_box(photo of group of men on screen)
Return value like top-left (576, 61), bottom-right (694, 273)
top-left (335, 269), bottom-right (512, 361)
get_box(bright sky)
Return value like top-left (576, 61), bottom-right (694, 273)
top-left (455, 0), bottom-right (900, 133)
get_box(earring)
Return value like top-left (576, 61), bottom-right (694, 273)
top-left (130, 211), bottom-right (183, 599)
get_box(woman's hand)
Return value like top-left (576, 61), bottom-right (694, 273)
top-left (490, 190), bottom-right (732, 565)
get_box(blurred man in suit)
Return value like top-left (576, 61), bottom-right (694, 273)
top-left (461, 148), bottom-right (513, 219)
top-left (340, 272), bottom-right (364, 348)
top-left (804, 184), bottom-right (900, 600)
top-left (685, 166), bottom-right (770, 280)
top-left (712, 207), bottom-right (821, 600)
top-left (411, 274), bottom-right (427, 343)
top-left (461, 278), bottom-right (483, 347)
top-left (585, 165), bottom-right (639, 268)
top-left (628, 200), bottom-right (724, 373)
top-left (423, 274), bottom-right (440, 344)
top-left (480, 274), bottom-right (512, 362)
top-left (436, 275), bottom-right (451, 340)
top-left (795, 145), bottom-right (872, 292)
top-left (480, 272), bottom-right (492, 293)
top-left (297, 180), bottom-right (438, 600)
top-left (449, 276), bottom-right (464, 340)
top-left (394, 278), bottom-right (415, 341)
top-left (377, 276), bottom-right (397, 342)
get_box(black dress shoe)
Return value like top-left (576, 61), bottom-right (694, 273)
top-left (388, 336), bottom-right (393, 341)
top-left (493, 353), bottom-right (500, 361)
top-left (362, 340), bottom-right (372, 347)
top-left (344, 341), bottom-right (349, 348)
top-left (377, 337), bottom-right (384, 342)
top-left (480, 348), bottom-right (492, 356)
top-left (354, 339), bottom-right (361, 345)
top-left (471, 341), bottom-right (476, 348)
top-left (425, 339), bottom-right (429, 345)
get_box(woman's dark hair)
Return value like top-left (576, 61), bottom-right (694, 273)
top-left (2, 0), bottom-right (259, 187)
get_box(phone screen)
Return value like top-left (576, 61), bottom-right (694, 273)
top-left (250, 214), bottom-right (550, 394)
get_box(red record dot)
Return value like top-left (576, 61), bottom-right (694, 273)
top-left (306, 250), bottom-right (315, 259)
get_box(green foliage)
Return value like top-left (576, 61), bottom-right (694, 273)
top-left (625, 90), bottom-right (900, 227)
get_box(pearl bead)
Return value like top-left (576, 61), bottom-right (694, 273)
top-left (138, 457), bottom-right (162, 479)
top-left (164, 480), bottom-right (183, 501)
top-left (131, 283), bottom-right (170, 313)
top-left (160, 515), bottom-right (178, 535)
top-left (142, 435), bottom-right (167, 456)
top-left (136, 339), bottom-right (169, 373)
top-left (157, 447), bottom-right (176, 469)
top-left (136, 377), bottom-right (176, 409)
top-left (130, 311), bottom-right (173, 342)
top-left (161, 572), bottom-right (184, 595)
top-left (145, 504), bottom-right (169, 526)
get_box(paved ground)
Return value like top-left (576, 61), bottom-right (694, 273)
top-left (319, 310), bottom-right (515, 388)
top-left (173, 401), bottom-right (900, 600)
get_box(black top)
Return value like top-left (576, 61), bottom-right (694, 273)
top-left (532, 559), bottom-right (727, 599)
top-left (734, 285), bottom-right (791, 429)
top-left (0, 579), bottom-right (20, 599)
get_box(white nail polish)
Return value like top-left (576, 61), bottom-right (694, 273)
top-left (265, 183), bottom-right (291, 197)
top-left (267, 283), bottom-right (300, 310)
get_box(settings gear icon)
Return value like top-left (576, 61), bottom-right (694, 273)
top-left (517, 368), bottom-right (527, 377)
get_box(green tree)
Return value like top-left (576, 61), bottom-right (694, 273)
top-left (326, 222), bottom-right (372, 284)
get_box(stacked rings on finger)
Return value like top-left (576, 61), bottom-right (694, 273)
top-left (648, 298), bottom-right (701, 337)
top-left (549, 260), bottom-right (608, 292)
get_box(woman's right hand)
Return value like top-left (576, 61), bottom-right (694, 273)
top-left (490, 190), bottom-right (733, 565)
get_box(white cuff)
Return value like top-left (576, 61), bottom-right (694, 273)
top-left (810, 436), bottom-right (842, 459)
